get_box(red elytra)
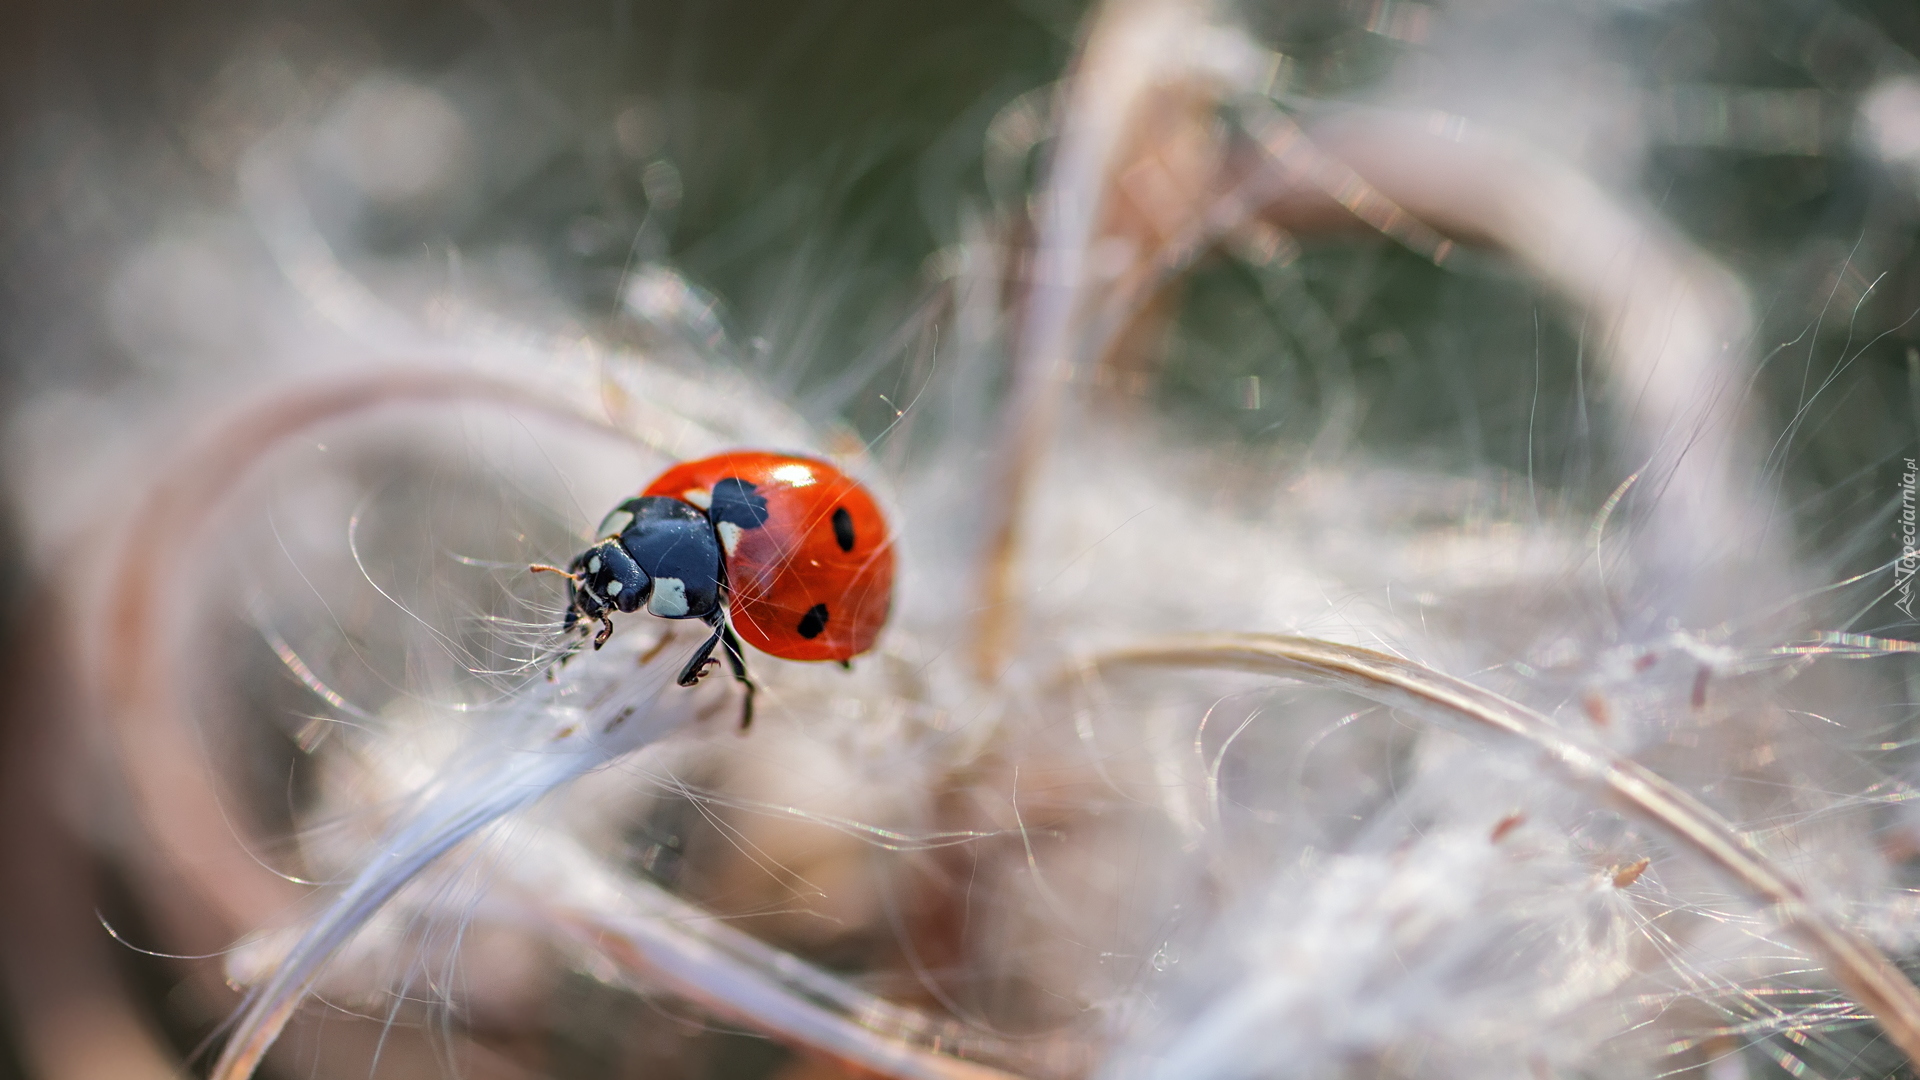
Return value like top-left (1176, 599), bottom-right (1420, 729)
top-left (642, 451), bottom-right (895, 663)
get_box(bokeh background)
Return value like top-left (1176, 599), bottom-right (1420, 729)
top-left (12, 0), bottom-right (1920, 570)
top-left (9, 0), bottom-right (1920, 1076)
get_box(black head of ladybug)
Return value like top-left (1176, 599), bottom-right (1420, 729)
top-left (562, 536), bottom-right (650, 637)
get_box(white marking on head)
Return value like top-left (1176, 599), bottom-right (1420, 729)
top-left (716, 520), bottom-right (743, 557)
top-left (648, 577), bottom-right (689, 617)
top-left (587, 554), bottom-right (602, 575)
top-left (771, 463), bottom-right (815, 486)
top-left (682, 488), bottom-right (712, 510)
top-left (597, 508), bottom-right (635, 536)
top-left (604, 579), bottom-right (623, 596)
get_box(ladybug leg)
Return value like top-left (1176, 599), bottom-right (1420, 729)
top-left (675, 624), bottom-right (725, 687)
top-left (673, 619), bottom-right (757, 729)
top-left (717, 620), bottom-right (757, 730)
top-left (593, 614), bottom-right (615, 649)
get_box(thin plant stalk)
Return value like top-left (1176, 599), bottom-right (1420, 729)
top-left (1076, 632), bottom-right (1920, 1066)
top-left (970, 0), bottom-right (1223, 680)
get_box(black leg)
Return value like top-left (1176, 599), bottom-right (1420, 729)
top-left (675, 624), bottom-right (724, 686)
top-left (674, 618), bottom-right (756, 729)
top-left (718, 620), bottom-right (757, 730)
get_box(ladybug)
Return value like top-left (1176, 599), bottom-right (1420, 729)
top-left (534, 451), bottom-right (895, 727)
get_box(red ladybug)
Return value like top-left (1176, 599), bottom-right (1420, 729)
top-left (536, 451), bottom-right (895, 727)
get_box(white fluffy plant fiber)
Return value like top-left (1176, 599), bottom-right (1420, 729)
top-left (11, 0), bottom-right (1920, 1079)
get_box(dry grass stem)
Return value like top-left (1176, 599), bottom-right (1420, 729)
top-left (1082, 633), bottom-right (1920, 1065)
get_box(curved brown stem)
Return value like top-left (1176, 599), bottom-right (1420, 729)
top-left (96, 368), bottom-right (648, 938)
top-left (72, 368), bottom-right (652, 1077)
top-left (1072, 632), bottom-right (1920, 1066)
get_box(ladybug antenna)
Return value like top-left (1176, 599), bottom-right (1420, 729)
top-left (531, 562), bottom-right (606, 647)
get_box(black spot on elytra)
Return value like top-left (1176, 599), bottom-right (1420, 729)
top-left (796, 603), bottom-right (829, 639)
top-left (831, 506), bottom-right (855, 552)
top-left (709, 478), bottom-right (771, 529)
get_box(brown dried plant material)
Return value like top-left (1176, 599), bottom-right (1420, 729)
top-left (1490, 813), bottom-right (1527, 844)
top-left (1612, 858), bottom-right (1652, 889)
top-left (970, 0), bottom-right (1243, 682)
